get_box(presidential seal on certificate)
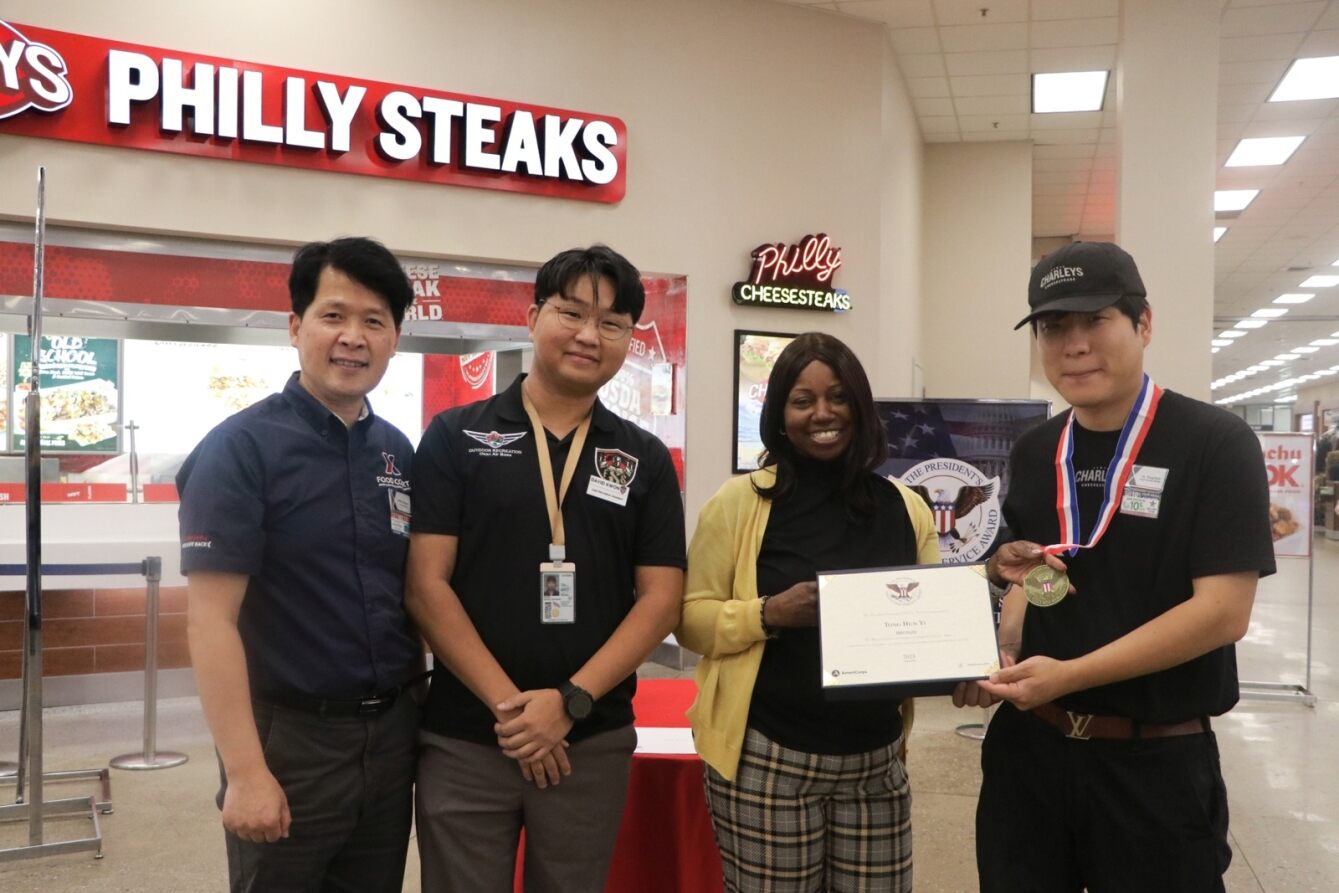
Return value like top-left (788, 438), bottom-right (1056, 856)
top-left (818, 563), bottom-right (1000, 699)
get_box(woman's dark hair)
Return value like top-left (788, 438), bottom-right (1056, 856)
top-left (753, 332), bottom-right (888, 514)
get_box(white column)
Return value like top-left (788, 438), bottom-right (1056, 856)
top-left (920, 141), bottom-right (1033, 398)
top-left (1116, 0), bottom-right (1220, 399)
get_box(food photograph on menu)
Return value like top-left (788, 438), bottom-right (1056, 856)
top-left (11, 334), bottom-right (122, 452)
top-left (733, 330), bottom-right (794, 473)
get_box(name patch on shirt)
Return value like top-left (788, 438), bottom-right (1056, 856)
top-left (587, 448), bottom-right (638, 506)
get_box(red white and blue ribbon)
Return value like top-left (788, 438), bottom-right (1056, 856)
top-left (1048, 374), bottom-right (1162, 557)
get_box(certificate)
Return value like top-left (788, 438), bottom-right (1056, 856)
top-left (818, 563), bottom-right (999, 699)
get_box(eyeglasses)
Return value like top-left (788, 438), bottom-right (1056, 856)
top-left (542, 300), bottom-right (633, 341)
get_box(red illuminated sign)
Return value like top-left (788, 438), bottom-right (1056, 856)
top-left (731, 233), bottom-right (851, 312)
top-left (0, 20), bottom-right (627, 203)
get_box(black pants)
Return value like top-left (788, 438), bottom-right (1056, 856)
top-left (976, 703), bottom-right (1230, 893)
top-left (219, 694), bottom-right (418, 893)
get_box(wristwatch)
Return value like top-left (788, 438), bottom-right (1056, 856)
top-left (558, 680), bottom-right (594, 721)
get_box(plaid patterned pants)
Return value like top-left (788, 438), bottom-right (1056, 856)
top-left (704, 727), bottom-right (912, 892)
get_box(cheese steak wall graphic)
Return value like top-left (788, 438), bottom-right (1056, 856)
top-left (12, 334), bottom-right (121, 452)
top-left (876, 399), bottom-right (1050, 564)
top-left (1259, 432), bottom-right (1313, 558)
top-left (0, 19), bottom-right (626, 202)
top-left (423, 352), bottom-right (497, 418)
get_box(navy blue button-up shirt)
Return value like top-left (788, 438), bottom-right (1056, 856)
top-left (177, 373), bottom-right (419, 699)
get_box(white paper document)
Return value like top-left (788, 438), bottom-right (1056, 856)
top-left (818, 563), bottom-right (999, 693)
top-left (634, 726), bottom-right (696, 755)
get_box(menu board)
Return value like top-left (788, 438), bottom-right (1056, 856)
top-left (732, 330), bottom-right (795, 473)
top-left (12, 335), bottom-right (121, 452)
top-left (121, 340), bottom-right (424, 455)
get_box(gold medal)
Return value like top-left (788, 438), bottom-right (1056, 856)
top-left (1024, 565), bottom-right (1069, 607)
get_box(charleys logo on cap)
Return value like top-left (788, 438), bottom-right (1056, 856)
top-left (1039, 265), bottom-right (1084, 290)
top-left (0, 21), bottom-right (73, 121)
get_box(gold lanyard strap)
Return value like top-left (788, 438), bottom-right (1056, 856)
top-left (521, 387), bottom-right (591, 548)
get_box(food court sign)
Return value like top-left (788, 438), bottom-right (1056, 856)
top-left (0, 19), bottom-right (627, 203)
top-left (731, 233), bottom-right (851, 312)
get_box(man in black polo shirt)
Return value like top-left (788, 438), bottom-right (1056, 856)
top-left (956, 242), bottom-right (1275, 892)
top-left (407, 245), bottom-right (686, 891)
top-left (179, 237), bottom-right (420, 893)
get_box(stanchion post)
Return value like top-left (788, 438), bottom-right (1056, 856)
top-left (111, 557), bottom-right (187, 770)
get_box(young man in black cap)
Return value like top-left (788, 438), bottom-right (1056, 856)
top-left (180, 237), bottom-right (421, 892)
top-left (406, 244), bottom-right (686, 891)
top-left (955, 241), bottom-right (1275, 892)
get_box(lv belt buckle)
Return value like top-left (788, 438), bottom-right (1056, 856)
top-left (1065, 711), bottom-right (1095, 740)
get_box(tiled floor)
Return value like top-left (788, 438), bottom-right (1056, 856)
top-left (2, 538), bottom-right (1337, 891)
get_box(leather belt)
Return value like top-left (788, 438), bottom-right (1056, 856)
top-left (260, 688), bottom-right (402, 719)
top-left (1030, 701), bottom-right (1209, 741)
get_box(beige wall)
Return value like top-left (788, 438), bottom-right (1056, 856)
top-left (919, 141), bottom-right (1033, 398)
top-left (0, 0), bottom-right (925, 523)
top-left (1116, 0), bottom-right (1219, 399)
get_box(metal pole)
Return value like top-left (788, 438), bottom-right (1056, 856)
top-left (1305, 431), bottom-right (1316, 695)
top-left (126, 420), bottom-right (140, 504)
top-left (23, 166), bottom-right (46, 845)
top-left (110, 557), bottom-right (187, 770)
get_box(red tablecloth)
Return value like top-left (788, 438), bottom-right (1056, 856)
top-left (515, 678), bottom-right (725, 892)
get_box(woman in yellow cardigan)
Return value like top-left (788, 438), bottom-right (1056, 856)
top-left (677, 333), bottom-right (939, 893)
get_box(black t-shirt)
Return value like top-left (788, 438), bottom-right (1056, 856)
top-left (749, 458), bottom-right (919, 754)
top-left (412, 374), bottom-right (687, 744)
top-left (1003, 391), bottom-right (1276, 722)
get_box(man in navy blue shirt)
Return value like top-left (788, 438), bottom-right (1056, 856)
top-left (179, 237), bottom-right (420, 893)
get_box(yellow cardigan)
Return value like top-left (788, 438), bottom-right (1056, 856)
top-left (675, 467), bottom-right (941, 781)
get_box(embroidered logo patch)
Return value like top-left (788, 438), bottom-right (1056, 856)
top-left (594, 448), bottom-right (638, 488)
top-left (464, 429), bottom-right (527, 456)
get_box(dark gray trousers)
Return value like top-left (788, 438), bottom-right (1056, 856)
top-left (220, 694), bottom-right (418, 893)
top-left (416, 724), bottom-right (636, 893)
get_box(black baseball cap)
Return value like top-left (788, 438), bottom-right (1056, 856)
top-left (1016, 241), bottom-right (1146, 330)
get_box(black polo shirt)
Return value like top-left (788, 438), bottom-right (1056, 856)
top-left (177, 372), bottom-right (420, 700)
top-left (413, 374), bottom-right (687, 745)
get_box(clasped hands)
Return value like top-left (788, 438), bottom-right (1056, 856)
top-left (494, 688), bottom-right (574, 789)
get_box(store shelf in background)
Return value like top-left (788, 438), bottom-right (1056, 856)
top-left (0, 483), bottom-right (129, 503)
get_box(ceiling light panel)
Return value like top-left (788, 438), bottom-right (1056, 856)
top-left (1220, 331), bottom-right (1246, 338)
top-left (1274, 293), bottom-right (1314, 304)
top-left (1300, 275), bottom-right (1339, 288)
top-left (1214, 227), bottom-right (1227, 242)
top-left (1214, 189), bottom-right (1259, 212)
top-left (1224, 136), bottom-right (1305, 167)
top-left (1293, 346), bottom-right (1320, 353)
top-left (1268, 56), bottom-right (1339, 103)
top-left (1252, 308), bottom-right (1289, 318)
top-left (1032, 71), bottom-right (1110, 113)
top-left (1235, 319), bottom-right (1268, 329)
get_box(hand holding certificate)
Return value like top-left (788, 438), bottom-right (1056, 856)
top-left (818, 563), bottom-right (1000, 699)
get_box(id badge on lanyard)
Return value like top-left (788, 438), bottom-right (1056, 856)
top-left (523, 388), bottom-right (591, 626)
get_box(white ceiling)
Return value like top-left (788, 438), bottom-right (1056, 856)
top-left (777, 0), bottom-right (1339, 403)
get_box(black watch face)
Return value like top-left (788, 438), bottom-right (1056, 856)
top-left (566, 689), bottom-right (594, 720)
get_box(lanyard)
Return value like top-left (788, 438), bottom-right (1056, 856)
top-left (1047, 374), bottom-right (1162, 558)
top-left (521, 386), bottom-right (592, 560)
